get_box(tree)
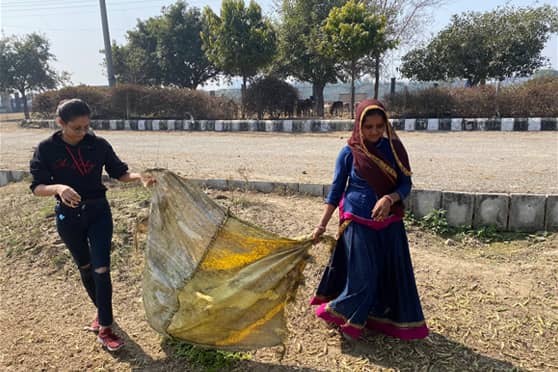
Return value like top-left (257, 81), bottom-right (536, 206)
top-left (245, 76), bottom-right (298, 119)
top-left (274, 0), bottom-right (344, 117)
top-left (158, 1), bottom-right (219, 88)
top-left (364, 0), bottom-right (444, 98)
top-left (111, 1), bottom-right (218, 89)
top-left (111, 42), bottom-right (154, 85)
top-left (400, 5), bottom-right (558, 86)
top-left (112, 16), bottom-right (164, 86)
top-left (321, 0), bottom-right (393, 117)
top-left (0, 33), bottom-right (66, 119)
top-left (201, 0), bottom-right (276, 117)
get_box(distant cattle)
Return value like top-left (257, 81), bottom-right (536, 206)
top-left (330, 101), bottom-right (344, 116)
top-left (296, 97), bottom-right (314, 117)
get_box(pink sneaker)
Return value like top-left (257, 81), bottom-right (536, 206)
top-left (84, 315), bottom-right (100, 332)
top-left (97, 327), bottom-right (124, 351)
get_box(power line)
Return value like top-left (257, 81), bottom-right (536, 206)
top-left (2, 0), bottom-right (167, 7)
top-left (2, 0), bottom-right (93, 3)
top-left (1, 24), bottom-right (129, 32)
top-left (3, 0), bottom-right (101, 7)
top-left (1, 0), bottom-right (168, 11)
top-left (0, 4), bottom-right (166, 17)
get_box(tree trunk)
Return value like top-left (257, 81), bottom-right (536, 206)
top-left (313, 82), bottom-right (325, 117)
top-left (351, 61), bottom-right (356, 119)
top-left (21, 89), bottom-right (29, 120)
top-left (241, 75), bottom-right (247, 119)
top-left (495, 79), bottom-right (501, 118)
top-left (374, 56), bottom-right (380, 99)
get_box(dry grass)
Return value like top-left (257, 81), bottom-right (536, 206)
top-left (1, 180), bottom-right (557, 371)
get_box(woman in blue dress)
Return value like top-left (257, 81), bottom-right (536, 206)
top-left (310, 99), bottom-right (428, 340)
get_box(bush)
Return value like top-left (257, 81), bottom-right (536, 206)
top-left (497, 77), bottom-right (558, 117)
top-left (32, 85), bottom-right (238, 120)
top-left (245, 76), bottom-right (298, 119)
top-left (384, 77), bottom-right (558, 117)
top-left (384, 87), bottom-right (455, 118)
top-left (32, 86), bottom-right (111, 119)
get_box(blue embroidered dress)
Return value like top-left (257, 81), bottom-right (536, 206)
top-left (311, 140), bottom-right (428, 340)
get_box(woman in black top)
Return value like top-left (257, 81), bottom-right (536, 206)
top-left (30, 99), bottom-right (152, 351)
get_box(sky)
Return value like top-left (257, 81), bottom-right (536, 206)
top-left (1, 0), bottom-right (557, 89)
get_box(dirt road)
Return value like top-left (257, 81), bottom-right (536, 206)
top-left (1, 124), bottom-right (556, 193)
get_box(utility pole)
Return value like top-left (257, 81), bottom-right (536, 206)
top-left (99, 0), bottom-right (116, 87)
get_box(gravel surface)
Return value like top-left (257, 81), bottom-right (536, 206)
top-left (1, 124), bottom-right (556, 193)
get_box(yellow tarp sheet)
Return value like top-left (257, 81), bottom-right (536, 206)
top-left (142, 170), bottom-right (313, 350)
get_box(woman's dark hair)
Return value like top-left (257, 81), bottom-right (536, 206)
top-left (362, 108), bottom-right (387, 123)
top-left (56, 99), bottom-right (91, 123)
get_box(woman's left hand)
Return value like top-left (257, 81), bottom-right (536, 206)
top-left (371, 197), bottom-right (392, 221)
top-left (312, 225), bottom-right (326, 243)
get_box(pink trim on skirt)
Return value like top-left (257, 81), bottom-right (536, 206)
top-left (315, 304), bottom-right (363, 339)
top-left (340, 324), bottom-right (362, 339)
top-left (309, 296), bottom-right (328, 306)
top-left (315, 303), bottom-right (344, 326)
top-left (366, 318), bottom-right (429, 340)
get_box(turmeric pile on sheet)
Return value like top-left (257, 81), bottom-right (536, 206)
top-left (142, 170), bottom-right (314, 350)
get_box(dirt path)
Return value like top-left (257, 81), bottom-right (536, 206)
top-left (1, 181), bottom-right (557, 371)
top-left (1, 124), bottom-right (557, 194)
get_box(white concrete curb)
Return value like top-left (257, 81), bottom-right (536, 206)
top-left (22, 117), bottom-right (558, 132)
top-left (3, 170), bottom-right (554, 232)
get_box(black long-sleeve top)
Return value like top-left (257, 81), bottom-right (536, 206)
top-left (29, 130), bottom-right (129, 199)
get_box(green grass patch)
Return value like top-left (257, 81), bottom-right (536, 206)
top-left (165, 339), bottom-right (250, 372)
top-left (405, 209), bottom-right (548, 244)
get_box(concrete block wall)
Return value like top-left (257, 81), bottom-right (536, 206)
top-left (411, 190), bottom-right (442, 218)
top-left (0, 170), bottom-right (27, 186)
top-left (189, 182), bottom-right (556, 232)
top-left (442, 192), bottom-right (475, 227)
top-left (545, 195), bottom-right (558, 231)
top-left (1, 170), bottom-right (555, 232)
top-left (508, 194), bottom-right (547, 232)
top-left (23, 117), bottom-right (558, 132)
top-left (473, 193), bottom-right (509, 230)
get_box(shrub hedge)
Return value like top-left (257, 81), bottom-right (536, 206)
top-left (384, 77), bottom-right (558, 118)
top-left (32, 77), bottom-right (557, 120)
top-left (32, 85), bottom-right (238, 120)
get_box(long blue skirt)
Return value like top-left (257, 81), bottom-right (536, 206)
top-left (311, 220), bottom-right (428, 339)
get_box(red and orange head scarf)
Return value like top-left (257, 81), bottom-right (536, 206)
top-left (348, 99), bottom-right (412, 211)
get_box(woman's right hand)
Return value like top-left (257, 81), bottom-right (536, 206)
top-left (312, 225), bottom-right (326, 243)
top-left (57, 185), bottom-right (81, 208)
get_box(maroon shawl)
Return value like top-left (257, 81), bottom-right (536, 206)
top-left (348, 99), bottom-right (412, 215)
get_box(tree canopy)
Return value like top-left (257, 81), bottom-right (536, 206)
top-left (0, 33), bottom-right (66, 119)
top-left (201, 0), bottom-right (276, 115)
top-left (400, 5), bottom-right (558, 85)
top-left (321, 0), bottom-right (393, 117)
top-left (112, 1), bottom-right (218, 89)
top-left (274, 0), bottom-right (344, 116)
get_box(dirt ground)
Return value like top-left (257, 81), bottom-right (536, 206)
top-left (1, 180), bottom-right (557, 371)
top-left (1, 123), bottom-right (557, 194)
